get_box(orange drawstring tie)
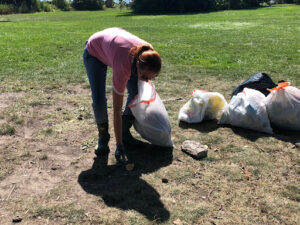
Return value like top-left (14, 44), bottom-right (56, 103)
top-left (267, 82), bottom-right (290, 92)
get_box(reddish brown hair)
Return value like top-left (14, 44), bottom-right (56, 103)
top-left (130, 44), bottom-right (161, 74)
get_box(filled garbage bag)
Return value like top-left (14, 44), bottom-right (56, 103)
top-left (129, 80), bottom-right (173, 147)
top-left (232, 73), bottom-right (277, 97)
top-left (178, 90), bottom-right (227, 123)
top-left (219, 88), bottom-right (273, 134)
top-left (265, 82), bottom-right (300, 131)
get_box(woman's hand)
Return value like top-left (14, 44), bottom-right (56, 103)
top-left (115, 144), bottom-right (127, 164)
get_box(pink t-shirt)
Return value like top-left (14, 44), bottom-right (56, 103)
top-left (86, 27), bottom-right (148, 95)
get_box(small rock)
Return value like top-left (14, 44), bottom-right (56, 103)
top-left (181, 140), bottom-right (208, 159)
top-left (219, 210), bottom-right (225, 215)
top-left (126, 163), bottom-right (134, 171)
top-left (162, 178), bottom-right (168, 183)
top-left (173, 218), bottom-right (183, 225)
top-left (12, 216), bottom-right (22, 223)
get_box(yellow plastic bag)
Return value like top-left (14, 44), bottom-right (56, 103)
top-left (178, 90), bottom-right (227, 123)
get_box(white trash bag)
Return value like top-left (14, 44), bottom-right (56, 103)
top-left (218, 88), bottom-right (273, 134)
top-left (129, 80), bottom-right (173, 147)
top-left (178, 90), bottom-right (227, 123)
top-left (265, 82), bottom-right (300, 131)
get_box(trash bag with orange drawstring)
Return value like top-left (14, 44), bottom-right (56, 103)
top-left (265, 82), bottom-right (300, 131)
top-left (129, 80), bottom-right (173, 147)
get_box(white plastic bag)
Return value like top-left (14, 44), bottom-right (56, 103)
top-left (265, 82), bottom-right (300, 131)
top-left (218, 88), bottom-right (273, 134)
top-left (129, 80), bottom-right (173, 147)
top-left (178, 90), bottom-right (227, 123)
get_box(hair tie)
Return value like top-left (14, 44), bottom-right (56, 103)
top-left (137, 46), bottom-right (153, 63)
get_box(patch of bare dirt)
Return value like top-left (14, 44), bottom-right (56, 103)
top-left (0, 85), bottom-right (113, 224)
top-left (0, 85), bottom-right (174, 225)
top-left (0, 92), bottom-right (25, 111)
top-left (0, 85), bottom-right (99, 218)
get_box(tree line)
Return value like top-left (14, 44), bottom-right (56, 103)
top-left (131, 0), bottom-right (300, 13)
top-left (0, 0), bottom-right (299, 14)
top-left (0, 0), bottom-right (106, 14)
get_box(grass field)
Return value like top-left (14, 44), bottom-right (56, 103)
top-left (0, 4), bottom-right (300, 225)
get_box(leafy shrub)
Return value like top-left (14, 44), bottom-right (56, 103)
top-left (274, 0), bottom-right (294, 2)
top-left (215, 0), bottom-right (230, 10)
top-left (4, 0), bottom-right (42, 13)
top-left (105, 0), bottom-right (114, 8)
top-left (244, 0), bottom-right (260, 8)
top-left (72, 0), bottom-right (103, 10)
top-left (229, 0), bottom-right (242, 9)
top-left (132, 0), bottom-right (216, 13)
top-left (52, 0), bottom-right (71, 11)
top-left (21, 0), bottom-right (40, 12)
top-left (131, 0), bottom-right (260, 13)
top-left (0, 0), bottom-right (59, 13)
top-left (40, 2), bottom-right (56, 12)
top-left (0, 4), bottom-right (15, 14)
top-left (229, 0), bottom-right (259, 9)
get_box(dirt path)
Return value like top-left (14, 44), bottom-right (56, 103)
top-left (0, 85), bottom-right (114, 224)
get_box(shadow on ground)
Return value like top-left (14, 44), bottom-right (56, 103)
top-left (228, 125), bottom-right (300, 143)
top-left (272, 128), bottom-right (300, 143)
top-left (78, 143), bottom-right (173, 222)
top-left (179, 119), bottom-right (219, 133)
top-left (179, 120), bottom-right (300, 143)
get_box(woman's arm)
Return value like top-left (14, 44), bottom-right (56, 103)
top-left (113, 90), bottom-right (124, 145)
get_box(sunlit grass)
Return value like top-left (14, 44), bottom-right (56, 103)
top-left (0, 5), bottom-right (300, 225)
top-left (1, 5), bottom-right (300, 93)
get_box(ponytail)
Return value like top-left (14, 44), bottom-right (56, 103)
top-left (130, 44), bottom-right (161, 74)
top-left (130, 44), bottom-right (153, 59)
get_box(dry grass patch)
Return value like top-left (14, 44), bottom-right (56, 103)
top-left (0, 79), bottom-right (299, 225)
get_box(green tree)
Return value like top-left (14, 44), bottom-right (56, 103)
top-left (119, 0), bottom-right (125, 10)
top-left (72, 0), bottom-right (104, 10)
top-left (131, 0), bottom-right (216, 13)
top-left (52, 0), bottom-right (70, 11)
top-left (131, 0), bottom-right (259, 13)
top-left (1, 0), bottom-right (39, 12)
top-left (105, 0), bottom-right (113, 7)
